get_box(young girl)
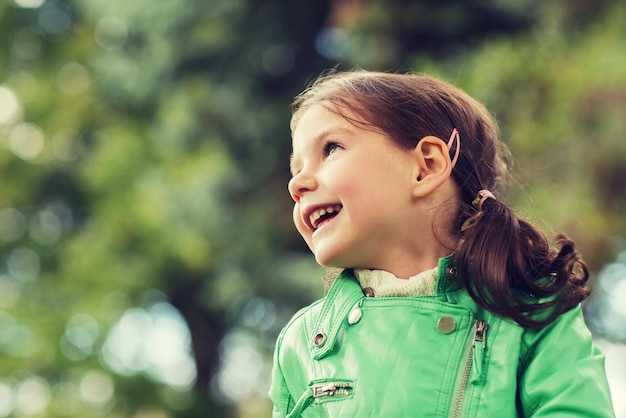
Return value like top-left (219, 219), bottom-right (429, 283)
top-left (270, 70), bottom-right (615, 417)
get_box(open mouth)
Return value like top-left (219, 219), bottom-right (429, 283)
top-left (309, 205), bottom-right (342, 230)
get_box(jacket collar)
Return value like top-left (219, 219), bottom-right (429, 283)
top-left (310, 255), bottom-right (462, 360)
top-left (435, 254), bottom-right (463, 294)
top-left (311, 271), bottom-right (364, 360)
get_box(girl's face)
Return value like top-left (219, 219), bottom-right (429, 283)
top-left (288, 103), bottom-right (426, 272)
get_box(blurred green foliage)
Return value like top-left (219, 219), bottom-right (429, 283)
top-left (0, 0), bottom-right (624, 417)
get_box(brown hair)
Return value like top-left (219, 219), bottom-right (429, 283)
top-left (291, 69), bottom-right (590, 328)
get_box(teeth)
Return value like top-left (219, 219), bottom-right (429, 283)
top-left (309, 205), bottom-right (342, 229)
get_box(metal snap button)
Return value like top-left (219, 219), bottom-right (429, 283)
top-left (362, 287), bottom-right (375, 297)
top-left (447, 266), bottom-right (458, 278)
top-left (437, 316), bottom-right (456, 334)
top-left (313, 332), bottom-right (326, 347)
top-left (347, 307), bottom-right (363, 325)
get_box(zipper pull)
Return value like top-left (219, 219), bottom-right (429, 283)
top-left (471, 320), bottom-right (488, 383)
top-left (287, 382), bottom-right (353, 417)
top-left (313, 382), bottom-right (352, 398)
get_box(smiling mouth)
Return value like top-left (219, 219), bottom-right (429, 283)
top-left (309, 205), bottom-right (342, 230)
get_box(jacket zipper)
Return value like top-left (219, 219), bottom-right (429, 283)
top-left (287, 382), bottom-right (353, 418)
top-left (452, 320), bottom-right (487, 418)
top-left (312, 381), bottom-right (352, 398)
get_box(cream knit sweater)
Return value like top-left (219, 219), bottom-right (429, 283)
top-left (354, 266), bottom-right (438, 297)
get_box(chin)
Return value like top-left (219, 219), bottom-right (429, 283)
top-left (314, 253), bottom-right (349, 270)
top-left (314, 253), bottom-right (335, 268)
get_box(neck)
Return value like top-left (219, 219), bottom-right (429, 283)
top-left (369, 198), bottom-right (458, 279)
top-left (374, 245), bottom-right (451, 279)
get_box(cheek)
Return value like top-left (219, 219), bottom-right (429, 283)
top-left (293, 204), bottom-right (308, 237)
top-left (293, 204), bottom-right (314, 250)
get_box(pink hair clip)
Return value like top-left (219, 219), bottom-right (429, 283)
top-left (447, 128), bottom-right (460, 168)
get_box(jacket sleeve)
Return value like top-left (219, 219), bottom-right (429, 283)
top-left (518, 304), bottom-right (615, 417)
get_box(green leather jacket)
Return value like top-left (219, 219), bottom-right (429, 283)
top-left (269, 256), bottom-right (615, 417)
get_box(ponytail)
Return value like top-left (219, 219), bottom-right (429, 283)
top-left (454, 192), bottom-right (590, 328)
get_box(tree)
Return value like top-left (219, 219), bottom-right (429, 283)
top-left (0, 0), bottom-right (624, 416)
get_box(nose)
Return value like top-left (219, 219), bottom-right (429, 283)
top-left (288, 169), bottom-right (317, 203)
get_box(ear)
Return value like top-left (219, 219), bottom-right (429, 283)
top-left (411, 136), bottom-right (453, 197)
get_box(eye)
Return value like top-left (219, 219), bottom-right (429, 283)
top-left (323, 141), bottom-right (342, 157)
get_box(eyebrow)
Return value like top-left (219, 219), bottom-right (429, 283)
top-left (289, 127), bottom-right (353, 176)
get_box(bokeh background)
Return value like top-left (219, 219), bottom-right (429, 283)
top-left (0, 0), bottom-right (625, 417)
